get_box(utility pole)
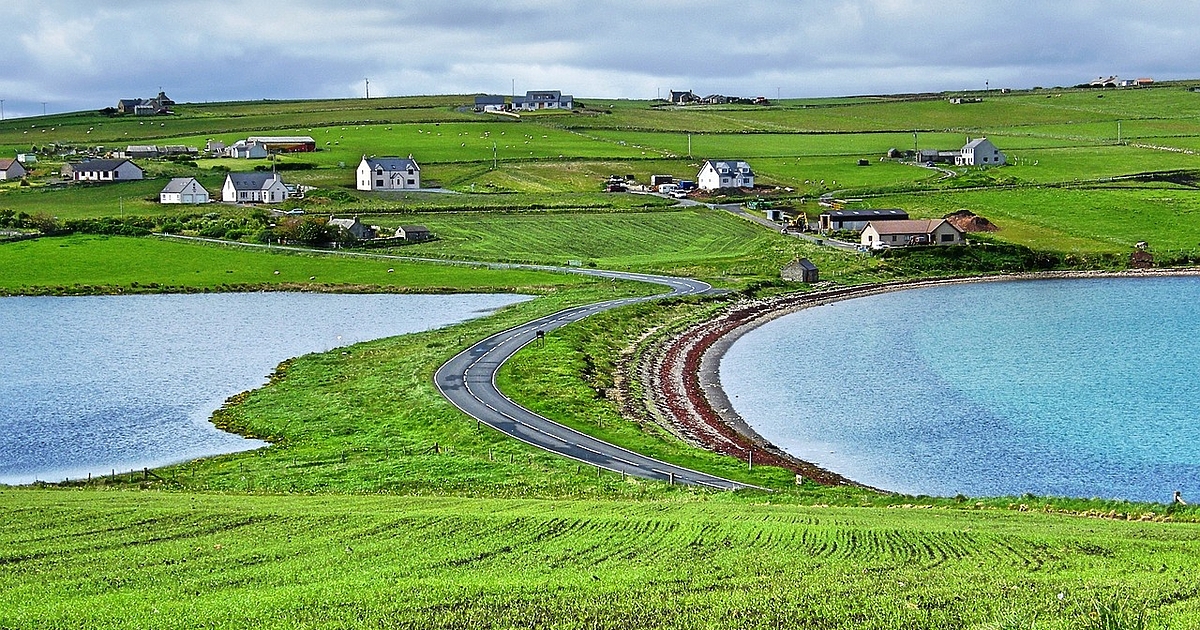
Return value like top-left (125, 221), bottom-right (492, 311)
top-left (1, 99), bottom-right (4, 120)
top-left (364, 78), bottom-right (370, 99)
top-left (687, 133), bottom-right (692, 159)
top-left (492, 142), bottom-right (497, 170)
top-left (1117, 120), bottom-right (1122, 144)
top-left (42, 102), bottom-right (47, 116)
top-left (511, 79), bottom-right (515, 98)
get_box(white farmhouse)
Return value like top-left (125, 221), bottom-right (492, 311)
top-left (697, 160), bottom-right (754, 190)
top-left (512, 90), bottom-right (573, 111)
top-left (61, 159), bottom-right (144, 182)
top-left (222, 172), bottom-right (289, 203)
top-left (0, 158), bottom-right (27, 180)
top-left (225, 140), bottom-right (270, 159)
top-left (956, 138), bottom-right (1006, 166)
top-left (357, 156), bottom-right (420, 191)
top-left (159, 177), bottom-right (210, 204)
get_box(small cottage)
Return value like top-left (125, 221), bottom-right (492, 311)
top-left (0, 158), bottom-right (27, 180)
top-left (328, 216), bottom-right (376, 240)
top-left (62, 159), bottom-right (143, 182)
top-left (395, 225), bottom-right (432, 242)
top-left (159, 177), bottom-right (209, 204)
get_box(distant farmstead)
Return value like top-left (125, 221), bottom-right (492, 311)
top-left (357, 156), bottom-right (420, 191)
top-left (159, 177), bottom-right (210, 204)
top-left (116, 91), bottom-right (174, 116)
top-left (62, 159), bottom-right (144, 182)
top-left (697, 160), bottom-right (754, 190)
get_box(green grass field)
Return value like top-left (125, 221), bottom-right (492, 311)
top-left (3, 489), bottom-right (1198, 629)
top-left (6, 86), bottom-right (1200, 628)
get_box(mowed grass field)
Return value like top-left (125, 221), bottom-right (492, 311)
top-left (0, 234), bottom-right (594, 294)
top-left (3, 489), bottom-right (1199, 630)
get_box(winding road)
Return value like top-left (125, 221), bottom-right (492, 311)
top-left (434, 268), bottom-right (755, 490)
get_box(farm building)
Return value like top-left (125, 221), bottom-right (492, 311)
top-left (395, 225), bottom-right (432, 242)
top-left (513, 90), bottom-right (573, 110)
top-left (124, 145), bottom-right (160, 159)
top-left (357, 156), bottom-right (420, 191)
top-left (956, 138), bottom-right (1006, 166)
top-left (222, 172), bottom-right (288, 203)
top-left (781, 258), bottom-right (819, 283)
top-left (62, 159), bottom-right (143, 182)
top-left (226, 140), bottom-right (269, 159)
top-left (16, 153), bottom-right (37, 164)
top-left (474, 95), bottom-right (507, 112)
top-left (159, 177), bottom-right (209, 204)
top-left (861, 219), bottom-right (965, 248)
top-left (697, 160), bottom-right (754, 190)
top-left (328, 216), bottom-right (376, 240)
top-left (0, 158), bottom-right (27, 180)
top-left (116, 91), bottom-right (174, 116)
top-left (246, 136), bottom-right (317, 153)
top-left (818, 209), bottom-right (909, 232)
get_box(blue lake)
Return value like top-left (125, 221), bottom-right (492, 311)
top-left (720, 277), bottom-right (1200, 503)
top-left (0, 292), bottom-right (530, 485)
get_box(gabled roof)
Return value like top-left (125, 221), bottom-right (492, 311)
top-left (67, 159), bottom-right (138, 172)
top-left (399, 225), bottom-right (429, 232)
top-left (0, 159), bottom-right (16, 169)
top-left (160, 177), bottom-right (203, 194)
top-left (702, 159), bottom-right (754, 175)
top-left (475, 95), bottom-right (506, 105)
top-left (868, 219), bottom-right (959, 235)
top-left (962, 137), bottom-right (994, 150)
top-left (328, 217), bottom-right (361, 229)
top-left (225, 172), bottom-right (283, 191)
top-left (247, 136), bottom-right (315, 144)
top-left (363, 156), bottom-right (419, 172)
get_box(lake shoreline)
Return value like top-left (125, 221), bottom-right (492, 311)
top-left (642, 267), bottom-right (1200, 492)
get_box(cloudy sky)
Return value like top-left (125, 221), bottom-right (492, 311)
top-left (2, 1), bottom-right (1198, 119)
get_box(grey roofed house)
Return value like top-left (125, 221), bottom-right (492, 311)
top-left (160, 177), bottom-right (198, 194)
top-left (364, 156), bottom-right (418, 172)
top-left (475, 95), bottom-right (507, 108)
top-left (225, 172), bottom-right (281, 191)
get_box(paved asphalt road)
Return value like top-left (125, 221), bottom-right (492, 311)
top-left (434, 268), bottom-right (755, 490)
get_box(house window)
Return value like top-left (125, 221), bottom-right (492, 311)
top-left (407, 179), bottom-right (415, 185)
top-left (376, 180), bottom-right (384, 187)
top-left (941, 233), bottom-right (956, 242)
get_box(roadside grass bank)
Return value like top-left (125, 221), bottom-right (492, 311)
top-left (2, 489), bottom-right (1199, 629)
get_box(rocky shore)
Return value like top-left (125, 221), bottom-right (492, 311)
top-left (629, 268), bottom-right (1200, 487)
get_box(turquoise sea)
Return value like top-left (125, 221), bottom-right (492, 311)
top-left (720, 277), bottom-right (1200, 503)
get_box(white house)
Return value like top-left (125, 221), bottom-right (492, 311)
top-left (0, 158), bottom-right (27, 180)
top-left (956, 138), bottom-right (1006, 166)
top-left (697, 160), bottom-right (755, 190)
top-left (225, 140), bottom-right (269, 159)
top-left (222, 172), bottom-right (289, 203)
top-left (159, 177), bottom-right (209, 204)
top-left (861, 219), bottom-right (965, 248)
top-left (62, 159), bottom-right (144, 182)
top-left (395, 225), bottom-right (432, 242)
top-left (512, 90), bottom-right (573, 110)
top-left (16, 153), bottom-right (37, 165)
top-left (357, 156), bottom-right (420, 191)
